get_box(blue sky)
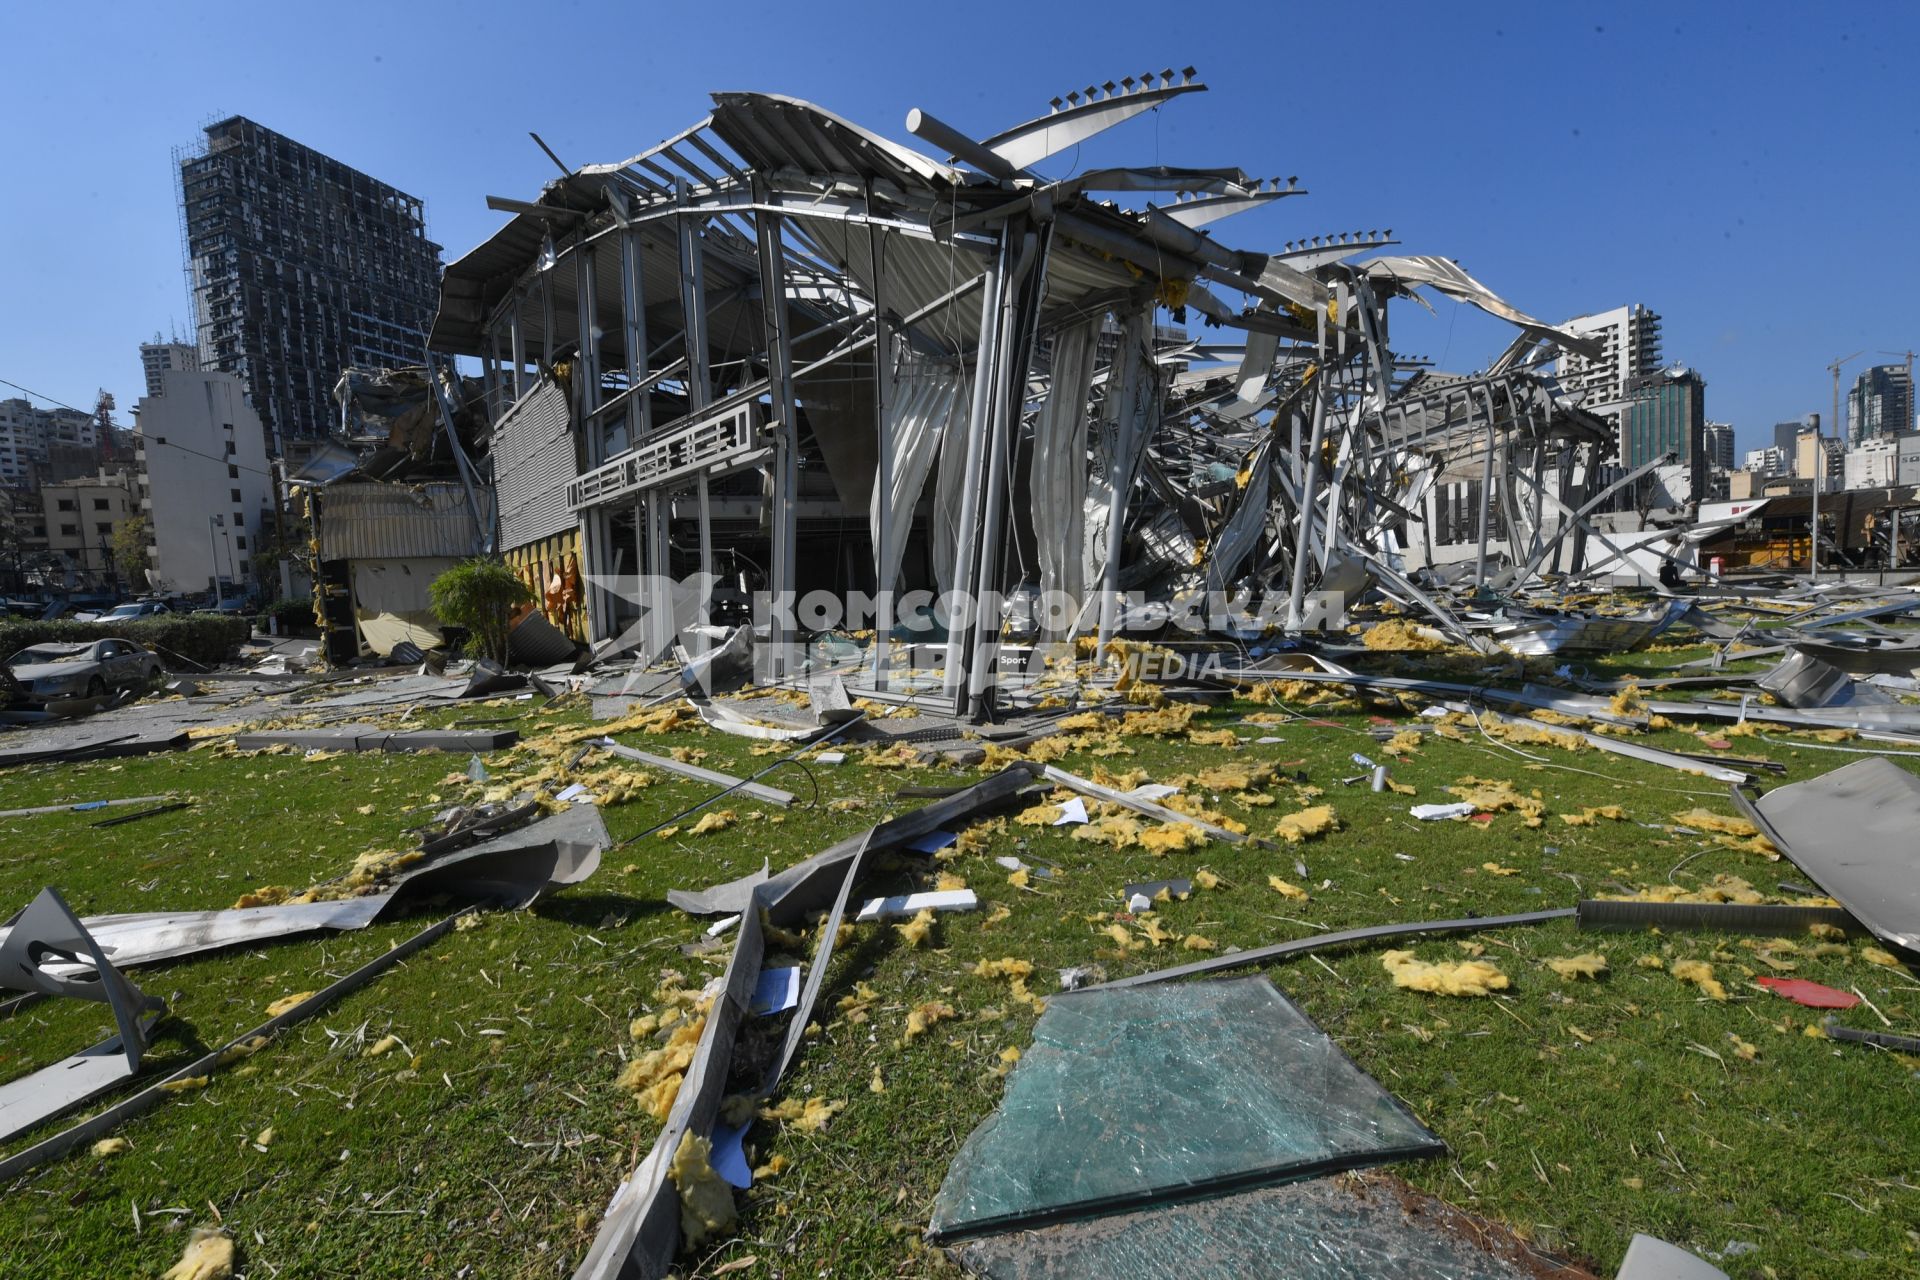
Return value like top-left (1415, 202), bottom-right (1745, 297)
top-left (2, 0), bottom-right (1914, 455)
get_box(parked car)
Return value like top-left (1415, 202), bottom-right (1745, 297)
top-left (4, 639), bottom-right (164, 703)
top-left (97, 600), bottom-right (173, 622)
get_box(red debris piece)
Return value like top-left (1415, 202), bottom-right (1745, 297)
top-left (1755, 976), bottom-right (1860, 1009)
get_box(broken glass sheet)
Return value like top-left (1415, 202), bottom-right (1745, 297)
top-left (928, 976), bottom-right (1444, 1240)
top-left (949, 1175), bottom-right (1539, 1280)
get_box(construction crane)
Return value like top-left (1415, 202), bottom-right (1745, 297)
top-left (94, 390), bottom-right (118, 464)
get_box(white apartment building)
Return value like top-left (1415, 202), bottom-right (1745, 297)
top-left (1742, 445), bottom-right (1787, 476)
top-left (1553, 304), bottom-right (1664, 428)
top-left (133, 369), bottom-right (274, 594)
top-left (139, 340), bottom-right (200, 398)
top-left (0, 397), bottom-right (98, 487)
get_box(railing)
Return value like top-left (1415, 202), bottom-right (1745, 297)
top-left (569, 399), bottom-right (768, 509)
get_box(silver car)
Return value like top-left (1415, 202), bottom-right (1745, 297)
top-left (5, 640), bottom-right (164, 703)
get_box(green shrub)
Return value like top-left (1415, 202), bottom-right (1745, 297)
top-left (0, 616), bottom-right (251, 669)
top-left (428, 558), bottom-right (531, 665)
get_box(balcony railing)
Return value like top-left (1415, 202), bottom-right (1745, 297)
top-left (569, 400), bottom-right (768, 510)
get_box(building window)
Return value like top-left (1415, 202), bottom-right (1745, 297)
top-left (230, 488), bottom-right (243, 502)
top-left (232, 513), bottom-right (245, 528)
top-left (56, 498), bottom-right (75, 511)
top-left (226, 442), bottom-right (236, 455)
top-left (93, 498), bottom-right (110, 511)
top-left (60, 523), bottom-right (77, 536)
top-left (235, 536), bottom-right (247, 551)
top-left (96, 523), bottom-right (113, 538)
top-left (228, 464), bottom-right (240, 479)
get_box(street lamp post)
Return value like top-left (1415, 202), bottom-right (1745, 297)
top-left (207, 515), bottom-right (223, 598)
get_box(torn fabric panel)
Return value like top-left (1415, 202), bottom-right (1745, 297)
top-left (872, 348), bottom-right (968, 596)
top-left (1029, 317), bottom-right (1101, 623)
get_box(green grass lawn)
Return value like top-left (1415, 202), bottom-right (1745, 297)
top-left (0, 659), bottom-right (1917, 1279)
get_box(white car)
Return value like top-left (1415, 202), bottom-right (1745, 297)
top-left (97, 601), bottom-right (173, 622)
top-left (5, 639), bottom-right (164, 703)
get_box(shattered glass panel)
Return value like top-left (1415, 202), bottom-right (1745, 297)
top-left (950, 1176), bottom-right (1539, 1280)
top-left (928, 976), bottom-right (1444, 1239)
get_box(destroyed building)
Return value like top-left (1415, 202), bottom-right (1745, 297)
top-left (179, 116), bottom-right (444, 464)
top-left (423, 79), bottom-right (1728, 717)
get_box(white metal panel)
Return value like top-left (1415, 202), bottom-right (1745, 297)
top-left (494, 378), bottom-right (579, 548)
top-left (317, 482), bottom-right (478, 560)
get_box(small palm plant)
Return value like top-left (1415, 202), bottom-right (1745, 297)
top-left (428, 558), bottom-right (532, 665)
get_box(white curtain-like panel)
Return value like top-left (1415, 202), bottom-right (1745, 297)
top-left (870, 344), bottom-right (969, 597)
top-left (1029, 317), bottom-right (1102, 620)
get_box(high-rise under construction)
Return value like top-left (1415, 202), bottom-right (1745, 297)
top-left (177, 116), bottom-right (441, 461)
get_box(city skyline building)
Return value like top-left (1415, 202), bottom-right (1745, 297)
top-left (1847, 363), bottom-right (1915, 444)
top-left (1621, 364), bottom-right (1707, 503)
top-left (139, 337), bottom-right (199, 398)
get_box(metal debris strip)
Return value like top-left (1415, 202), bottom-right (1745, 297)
top-left (1040, 764), bottom-right (1257, 846)
top-left (0, 806), bottom-right (604, 1001)
top-left (0, 729), bottom-right (187, 769)
top-left (1575, 899), bottom-right (1860, 936)
top-left (229, 726), bottom-right (521, 753)
top-left (0, 890), bottom-right (166, 1144)
top-left (578, 769), bottom-right (1040, 1279)
top-left (926, 976), bottom-right (1445, 1241)
top-left (1756, 648), bottom-right (1896, 710)
top-left (1821, 1020), bottom-right (1920, 1054)
top-left (1091, 909), bottom-right (1575, 992)
top-left (0, 910), bottom-right (465, 1183)
top-left (87, 800), bottom-right (195, 828)
top-left (665, 765), bottom-right (1035, 919)
top-left (0, 805), bottom-right (605, 1162)
top-left (1615, 1234), bottom-right (1732, 1280)
top-left (1732, 758), bottom-right (1920, 951)
top-left (592, 738), bottom-right (795, 806)
top-left (0, 794), bottom-right (172, 820)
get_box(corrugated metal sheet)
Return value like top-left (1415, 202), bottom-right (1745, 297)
top-left (495, 378), bottom-right (580, 550)
top-left (708, 93), bottom-right (960, 189)
top-left (317, 482), bottom-right (479, 561)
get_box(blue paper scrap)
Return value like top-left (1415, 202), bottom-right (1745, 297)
top-left (709, 1120), bottom-right (753, 1189)
top-left (750, 966), bottom-right (801, 1017)
top-left (906, 829), bottom-right (959, 854)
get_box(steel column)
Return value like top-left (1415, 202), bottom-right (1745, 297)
top-left (943, 236), bottom-right (1009, 706)
top-left (867, 197), bottom-right (894, 690)
top-left (966, 223), bottom-right (1051, 719)
top-left (1094, 308), bottom-right (1152, 658)
top-left (753, 177), bottom-right (799, 680)
top-left (1285, 307), bottom-right (1330, 630)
